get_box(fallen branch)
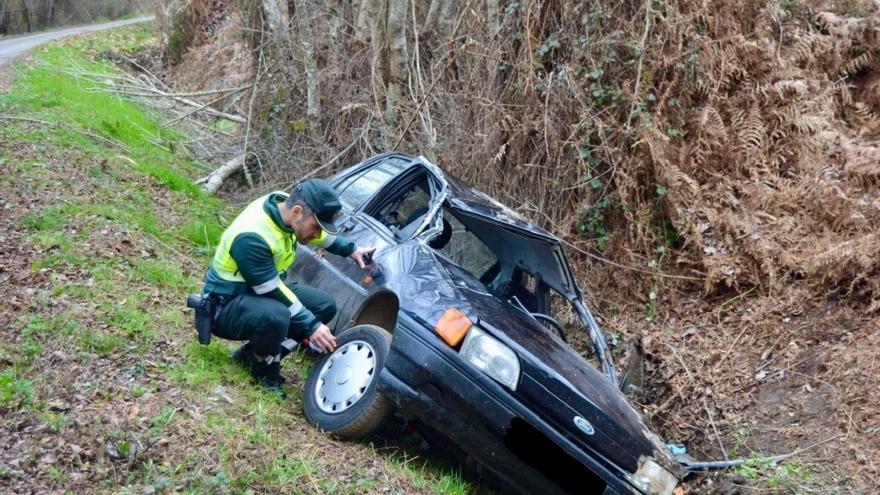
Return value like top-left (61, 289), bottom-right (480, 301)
top-left (202, 155), bottom-right (244, 194)
top-left (680, 435), bottom-right (842, 472)
top-left (64, 66), bottom-right (247, 124)
top-left (163, 91), bottom-right (240, 127)
top-left (563, 238), bottom-right (705, 281)
top-left (625, 0), bottom-right (652, 132)
top-left (133, 86), bottom-right (247, 123)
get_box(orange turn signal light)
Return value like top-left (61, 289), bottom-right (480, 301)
top-left (435, 308), bottom-right (472, 347)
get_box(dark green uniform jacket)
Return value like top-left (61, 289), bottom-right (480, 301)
top-left (203, 192), bottom-right (355, 334)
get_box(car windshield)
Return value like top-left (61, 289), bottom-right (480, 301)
top-left (335, 157), bottom-right (411, 210)
top-left (434, 206), bottom-right (498, 281)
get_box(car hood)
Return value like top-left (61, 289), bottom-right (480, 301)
top-left (378, 243), bottom-right (675, 477)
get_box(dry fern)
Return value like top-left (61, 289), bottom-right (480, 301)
top-left (790, 34), bottom-right (815, 65)
top-left (740, 104), bottom-right (766, 153)
top-left (841, 52), bottom-right (874, 76)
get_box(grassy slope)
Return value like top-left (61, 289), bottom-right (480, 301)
top-left (0, 25), bottom-right (469, 495)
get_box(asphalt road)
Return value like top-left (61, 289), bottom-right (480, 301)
top-left (0, 16), bottom-right (155, 66)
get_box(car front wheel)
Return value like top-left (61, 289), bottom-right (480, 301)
top-left (303, 324), bottom-right (393, 439)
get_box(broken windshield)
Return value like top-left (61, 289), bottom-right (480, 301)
top-left (433, 206), bottom-right (499, 282)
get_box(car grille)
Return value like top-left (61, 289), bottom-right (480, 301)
top-left (502, 417), bottom-right (608, 494)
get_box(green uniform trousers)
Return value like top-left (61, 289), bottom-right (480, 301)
top-left (212, 283), bottom-right (337, 356)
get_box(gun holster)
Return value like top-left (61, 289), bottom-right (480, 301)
top-left (186, 294), bottom-right (218, 345)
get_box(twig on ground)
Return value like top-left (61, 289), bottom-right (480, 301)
top-left (716, 323), bottom-right (752, 368)
top-left (625, 0), bottom-right (652, 132)
top-left (0, 115), bottom-right (132, 154)
top-left (563, 238), bottom-right (705, 281)
top-left (701, 396), bottom-right (728, 460)
top-left (665, 343), bottom-right (694, 381)
top-left (716, 285), bottom-right (758, 325)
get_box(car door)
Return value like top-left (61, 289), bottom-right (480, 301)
top-left (289, 156), bottom-right (412, 329)
top-left (317, 161), bottom-right (445, 306)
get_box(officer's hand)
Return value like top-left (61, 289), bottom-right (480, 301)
top-left (350, 246), bottom-right (377, 269)
top-left (310, 324), bottom-right (337, 353)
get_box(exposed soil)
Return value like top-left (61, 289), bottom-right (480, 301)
top-left (626, 292), bottom-right (877, 493)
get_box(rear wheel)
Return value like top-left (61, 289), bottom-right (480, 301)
top-left (303, 324), bottom-right (393, 439)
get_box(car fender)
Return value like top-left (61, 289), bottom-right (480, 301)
top-left (345, 289), bottom-right (400, 334)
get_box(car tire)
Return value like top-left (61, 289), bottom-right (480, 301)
top-left (303, 324), bottom-right (393, 439)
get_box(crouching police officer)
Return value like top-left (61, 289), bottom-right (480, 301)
top-left (202, 178), bottom-right (375, 397)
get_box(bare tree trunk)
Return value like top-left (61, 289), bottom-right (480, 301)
top-left (438, 0), bottom-right (455, 37)
top-left (0, 2), bottom-right (9, 34)
top-left (261, 0), bottom-right (289, 54)
top-left (22, 0), bottom-right (32, 32)
top-left (384, 0), bottom-right (407, 129)
top-left (486, 0), bottom-right (499, 34)
top-left (354, 0), bottom-right (370, 42)
top-left (327, 4), bottom-right (344, 68)
top-left (423, 0), bottom-right (455, 36)
top-left (365, 0), bottom-right (388, 141)
top-left (292, 0), bottom-right (321, 130)
top-left (46, 0), bottom-right (56, 28)
top-left (423, 0), bottom-right (440, 32)
top-left (367, 0), bottom-right (387, 75)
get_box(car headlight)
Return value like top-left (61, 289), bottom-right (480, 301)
top-left (627, 459), bottom-right (678, 495)
top-left (459, 326), bottom-right (520, 391)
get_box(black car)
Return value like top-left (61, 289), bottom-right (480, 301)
top-left (292, 152), bottom-right (682, 495)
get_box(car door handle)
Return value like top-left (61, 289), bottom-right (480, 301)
top-left (340, 218), bottom-right (356, 234)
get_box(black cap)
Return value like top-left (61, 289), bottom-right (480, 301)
top-left (296, 178), bottom-right (341, 235)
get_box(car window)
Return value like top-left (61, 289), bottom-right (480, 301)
top-left (335, 157), bottom-right (410, 209)
top-left (373, 175), bottom-right (433, 229)
top-left (438, 208), bottom-right (498, 279)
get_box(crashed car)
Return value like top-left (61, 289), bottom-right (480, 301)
top-left (292, 152), bottom-right (682, 494)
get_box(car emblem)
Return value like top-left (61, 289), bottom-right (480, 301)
top-left (573, 416), bottom-right (595, 435)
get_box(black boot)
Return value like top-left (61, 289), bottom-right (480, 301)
top-left (232, 343), bottom-right (257, 371)
top-left (234, 344), bottom-right (286, 384)
top-left (252, 360), bottom-right (287, 399)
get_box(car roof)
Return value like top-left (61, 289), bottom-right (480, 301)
top-left (353, 152), bottom-right (562, 243)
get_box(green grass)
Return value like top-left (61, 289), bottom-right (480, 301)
top-left (167, 342), bottom-right (248, 388)
top-left (730, 426), bottom-right (822, 493)
top-left (734, 455), bottom-right (818, 492)
top-left (0, 368), bottom-right (34, 407)
top-left (264, 455), bottom-right (317, 486)
top-left (148, 406), bottom-right (178, 437)
top-left (39, 410), bottom-right (70, 432)
top-left (388, 454), bottom-right (471, 495)
top-left (131, 257), bottom-right (195, 291)
top-left (75, 329), bottom-right (126, 354)
top-left (131, 384), bottom-right (147, 398)
top-left (20, 207), bottom-right (69, 231)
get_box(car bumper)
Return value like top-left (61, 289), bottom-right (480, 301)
top-left (377, 312), bottom-right (646, 495)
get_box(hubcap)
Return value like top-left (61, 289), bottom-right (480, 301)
top-left (315, 340), bottom-right (377, 414)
